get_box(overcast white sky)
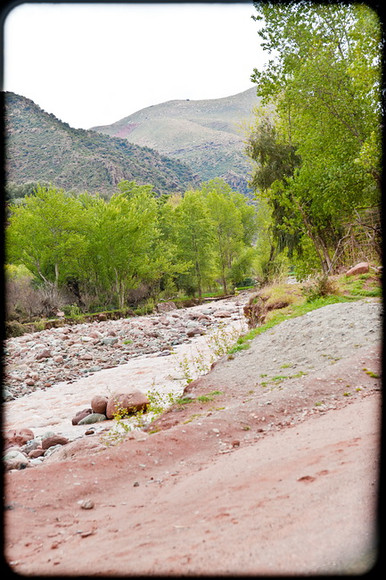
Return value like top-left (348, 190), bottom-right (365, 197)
top-left (3, 1), bottom-right (267, 129)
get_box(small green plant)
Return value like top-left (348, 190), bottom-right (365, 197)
top-left (100, 403), bottom-right (133, 446)
top-left (63, 304), bottom-right (83, 318)
top-left (363, 368), bottom-right (380, 378)
top-left (196, 390), bottom-right (223, 403)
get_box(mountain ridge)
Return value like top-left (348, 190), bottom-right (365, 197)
top-left (4, 91), bottom-right (200, 196)
top-left (92, 87), bottom-right (260, 195)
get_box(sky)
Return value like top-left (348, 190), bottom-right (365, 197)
top-left (2, 1), bottom-right (268, 130)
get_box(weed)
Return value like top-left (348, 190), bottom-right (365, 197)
top-left (363, 368), bottom-right (380, 378)
top-left (196, 390), bottom-right (223, 403)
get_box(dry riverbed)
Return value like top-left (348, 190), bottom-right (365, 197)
top-left (3, 294), bottom-right (382, 575)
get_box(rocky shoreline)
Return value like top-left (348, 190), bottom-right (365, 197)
top-left (4, 295), bottom-right (248, 401)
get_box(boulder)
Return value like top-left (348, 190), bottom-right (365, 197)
top-left (28, 448), bottom-right (45, 459)
top-left (4, 449), bottom-right (29, 470)
top-left (346, 262), bottom-right (369, 276)
top-left (106, 390), bottom-right (149, 419)
top-left (35, 348), bottom-right (52, 360)
top-left (4, 428), bottom-right (34, 449)
top-left (78, 413), bottom-right (107, 425)
top-left (72, 408), bottom-right (93, 425)
top-left (41, 434), bottom-right (70, 450)
top-left (45, 437), bottom-right (106, 463)
top-left (157, 301), bottom-right (177, 313)
top-left (91, 395), bottom-right (108, 414)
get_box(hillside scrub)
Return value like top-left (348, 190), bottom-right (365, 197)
top-left (6, 179), bottom-right (259, 320)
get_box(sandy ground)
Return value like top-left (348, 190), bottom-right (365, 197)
top-left (3, 297), bottom-right (383, 575)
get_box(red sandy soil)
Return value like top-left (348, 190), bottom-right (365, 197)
top-left (4, 338), bottom-right (381, 576)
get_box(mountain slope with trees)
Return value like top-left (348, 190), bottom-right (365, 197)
top-left (92, 88), bottom-right (260, 195)
top-left (4, 92), bottom-right (199, 197)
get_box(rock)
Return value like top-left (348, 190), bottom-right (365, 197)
top-left (91, 395), bottom-right (108, 414)
top-left (44, 444), bottom-right (63, 457)
top-left (35, 348), bottom-right (52, 360)
top-left (72, 408), bottom-right (93, 425)
top-left (4, 450), bottom-right (29, 470)
top-left (79, 499), bottom-right (94, 510)
top-left (4, 428), bottom-right (35, 449)
top-left (346, 262), bottom-right (369, 276)
top-left (214, 310), bottom-right (231, 318)
top-left (106, 390), bottom-right (149, 419)
top-left (45, 437), bottom-right (106, 462)
top-left (156, 301), bottom-right (177, 313)
top-left (101, 337), bottom-right (118, 346)
top-left (21, 439), bottom-right (39, 454)
top-left (28, 448), bottom-right (45, 459)
top-left (53, 355), bottom-right (64, 364)
top-left (78, 413), bottom-right (107, 425)
top-left (186, 327), bottom-right (205, 337)
top-left (41, 434), bottom-right (70, 450)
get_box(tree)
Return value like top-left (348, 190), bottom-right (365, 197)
top-left (201, 179), bottom-right (257, 293)
top-left (6, 185), bottom-right (87, 287)
top-left (248, 1), bottom-right (381, 275)
top-left (174, 190), bottom-right (216, 298)
top-left (81, 186), bottom-right (164, 309)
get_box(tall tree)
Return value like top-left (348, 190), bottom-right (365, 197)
top-left (174, 190), bottom-right (216, 298)
top-left (248, 1), bottom-right (382, 275)
top-left (6, 185), bottom-right (87, 286)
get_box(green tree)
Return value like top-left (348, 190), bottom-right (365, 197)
top-left (201, 179), bottom-right (257, 293)
top-left (248, 1), bottom-right (381, 275)
top-left (82, 186), bottom-right (164, 309)
top-left (6, 185), bottom-right (87, 287)
top-left (174, 189), bottom-right (216, 298)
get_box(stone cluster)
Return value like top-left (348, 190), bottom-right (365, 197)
top-left (3, 428), bottom-right (71, 470)
top-left (4, 301), bottom-right (242, 401)
top-left (3, 387), bottom-right (150, 470)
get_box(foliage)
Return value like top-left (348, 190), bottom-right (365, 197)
top-left (248, 2), bottom-right (382, 277)
top-left (5, 179), bottom-right (259, 319)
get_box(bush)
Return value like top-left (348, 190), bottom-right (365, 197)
top-left (302, 275), bottom-right (340, 302)
top-left (6, 320), bottom-right (26, 338)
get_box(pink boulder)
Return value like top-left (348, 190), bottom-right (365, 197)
top-left (346, 262), bottom-right (369, 276)
top-left (41, 434), bottom-right (69, 450)
top-left (4, 428), bottom-right (34, 449)
top-left (91, 395), bottom-right (108, 415)
top-left (106, 390), bottom-right (149, 419)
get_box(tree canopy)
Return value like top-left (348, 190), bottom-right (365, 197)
top-left (247, 1), bottom-right (382, 276)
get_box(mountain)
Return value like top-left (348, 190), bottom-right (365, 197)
top-left (4, 92), bottom-right (199, 196)
top-left (92, 88), bottom-right (260, 195)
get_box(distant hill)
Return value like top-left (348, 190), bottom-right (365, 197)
top-left (92, 88), bottom-right (260, 195)
top-left (4, 92), bottom-right (199, 196)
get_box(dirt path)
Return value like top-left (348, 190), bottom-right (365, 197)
top-left (3, 298), bottom-right (382, 575)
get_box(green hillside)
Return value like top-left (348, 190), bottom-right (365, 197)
top-left (92, 88), bottom-right (260, 195)
top-left (4, 92), bottom-right (199, 196)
